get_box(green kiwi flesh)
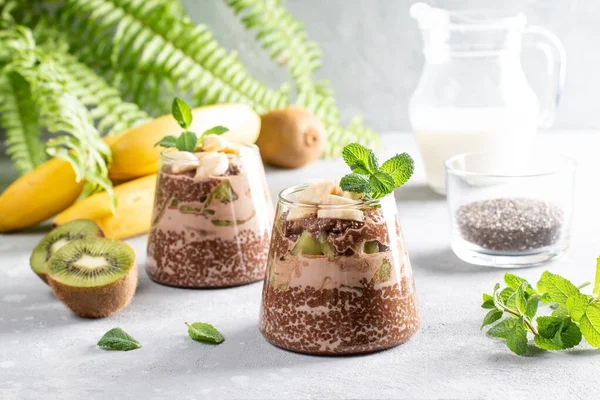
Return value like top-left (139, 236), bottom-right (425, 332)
top-left (291, 232), bottom-right (322, 256)
top-left (30, 220), bottom-right (102, 284)
top-left (47, 237), bottom-right (137, 319)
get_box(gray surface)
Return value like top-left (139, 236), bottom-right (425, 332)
top-left (188, 0), bottom-right (600, 131)
top-left (1, 133), bottom-right (600, 400)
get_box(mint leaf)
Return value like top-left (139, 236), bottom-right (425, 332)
top-left (539, 272), bottom-right (580, 308)
top-left (515, 284), bottom-right (528, 315)
top-left (492, 283), bottom-right (504, 310)
top-left (566, 293), bottom-right (588, 322)
top-left (580, 303), bottom-right (600, 348)
top-left (154, 135), bottom-right (178, 148)
top-left (504, 274), bottom-right (534, 295)
top-left (176, 131), bottom-right (198, 152)
top-left (506, 317), bottom-right (528, 355)
top-left (481, 309), bottom-right (503, 329)
top-left (551, 307), bottom-right (569, 318)
top-left (97, 328), bottom-right (141, 351)
top-left (525, 296), bottom-right (539, 320)
top-left (535, 317), bottom-right (581, 350)
top-left (369, 171), bottom-right (395, 195)
top-left (487, 318), bottom-right (516, 339)
top-left (172, 97), bottom-right (193, 129)
top-left (201, 125), bottom-right (229, 137)
top-left (342, 143), bottom-right (375, 175)
top-left (595, 256), bottom-right (600, 297)
top-left (561, 322), bottom-right (583, 348)
top-left (186, 322), bottom-right (224, 344)
top-left (481, 293), bottom-right (495, 309)
top-left (339, 173), bottom-right (371, 194)
top-left (380, 153), bottom-right (414, 186)
top-left (367, 151), bottom-right (379, 173)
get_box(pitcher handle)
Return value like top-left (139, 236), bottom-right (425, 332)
top-left (524, 25), bottom-right (567, 129)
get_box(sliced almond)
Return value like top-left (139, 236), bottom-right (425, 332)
top-left (317, 208), bottom-right (364, 222)
top-left (194, 153), bottom-right (229, 180)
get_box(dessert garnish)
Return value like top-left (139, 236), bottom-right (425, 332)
top-left (186, 322), bottom-right (225, 344)
top-left (339, 143), bottom-right (414, 200)
top-left (154, 97), bottom-right (229, 152)
top-left (97, 328), bottom-right (141, 351)
top-left (480, 260), bottom-right (600, 355)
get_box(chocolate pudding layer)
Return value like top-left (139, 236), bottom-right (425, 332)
top-left (147, 149), bottom-right (272, 288)
top-left (259, 206), bottom-right (419, 355)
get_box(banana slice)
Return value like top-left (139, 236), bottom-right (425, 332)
top-left (194, 153), bottom-right (229, 179)
top-left (287, 206), bottom-right (317, 220)
top-left (332, 182), bottom-right (364, 200)
top-left (169, 151), bottom-right (200, 174)
top-left (202, 134), bottom-right (228, 152)
top-left (296, 179), bottom-right (337, 204)
top-left (317, 208), bottom-right (364, 222)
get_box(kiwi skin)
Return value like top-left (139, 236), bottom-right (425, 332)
top-left (256, 107), bottom-right (326, 168)
top-left (48, 264), bottom-right (138, 319)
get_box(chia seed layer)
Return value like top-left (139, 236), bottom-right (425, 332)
top-left (147, 158), bottom-right (272, 288)
top-left (456, 198), bottom-right (563, 252)
top-left (260, 277), bottom-right (419, 355)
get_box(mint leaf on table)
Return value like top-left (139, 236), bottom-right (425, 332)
top-left (515, 284), bottom-right (528, 316)
top-left (172, 97), bottom-right (193, 129)
top-left (97, 328), bottom-right (141, 351)
top-left (506, 317), bottom-right (529, 355)
top-left (154, 135), bottom-right (178, 148)
top-left (185, 322), bottom-right (224, 344)
top-left (525, 296), bottom-right (539, 320)
top-left (580, 303), bottom-right (600, 347)
top-left (380, 153), bottom-right (414, 186)
top-left (534, 316), bottom-right (582, 350)
top-left (487, 318), bottom-right (516, 339)
top-left (176, 131), bottom-right (198, 152)
top-left (481, 293), bottom-right (495, 309)
top-left (594, 257), bottom-right (600, 297)
top-left (566, 293), bottom-right (588, 321)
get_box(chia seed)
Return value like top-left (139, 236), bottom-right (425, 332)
top-left (456, 198), bottom-right (563, 252)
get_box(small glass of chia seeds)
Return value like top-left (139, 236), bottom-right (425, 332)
top-left (445, 152), bottom-right (575, 268)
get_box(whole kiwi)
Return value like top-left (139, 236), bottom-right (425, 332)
top-left (256, 107), bottom-right (326, 168)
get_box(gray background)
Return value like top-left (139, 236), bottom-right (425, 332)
top-left (189, 0), bottom-right (598, 132)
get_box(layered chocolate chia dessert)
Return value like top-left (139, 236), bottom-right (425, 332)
top-left (259, 180), bottom-right (419, 355)
top-left (147, 134), bottom-right (272, 288)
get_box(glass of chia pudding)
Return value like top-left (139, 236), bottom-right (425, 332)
top-left (147, 135), bottom-right (273, 287)
top-left (259, 180), bottom-right (420, 355)
top-left (446, 152), bottom-right (576, 268)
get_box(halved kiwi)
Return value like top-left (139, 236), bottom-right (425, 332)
top-left (47, 238), bottom-right (138, 319)
top-left (30, 220), bottom-right (103, 284)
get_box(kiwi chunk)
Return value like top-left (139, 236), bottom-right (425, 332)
top-left (364, 241), bottom-right (380, 254)
top-left (318, 234), bottom-right (336, 260)
top-left (30, 220), bottom-right (102, 284)
top-left (290, 232), bottom-right (322, 256)
top-left (47, 238), bottom-right (138, 319)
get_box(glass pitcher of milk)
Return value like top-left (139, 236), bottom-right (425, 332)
top-left (409, 3), bottom-right (566, 194)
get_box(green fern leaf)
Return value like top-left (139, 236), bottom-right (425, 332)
top-left (0, 72), bottom-right (46, 174)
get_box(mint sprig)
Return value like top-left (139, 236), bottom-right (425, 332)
top-left (339, 143), bottom-right (413, 198)
top-left (154, 97), bottom-right (229, 152)
top-left (481, 263), bottom-right (600, 355)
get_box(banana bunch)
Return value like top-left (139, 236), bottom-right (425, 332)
top-left (0, 104), bottom-right (261, 238)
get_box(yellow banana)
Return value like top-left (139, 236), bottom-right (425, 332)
top-left (0, 103), bottom-right (259, 232)
top-left (0, 158), bottom-right (85, 232)
top-left (53, 174), bottom-right (157, 240)
top-left (108, 103), bottom-right (260, 181)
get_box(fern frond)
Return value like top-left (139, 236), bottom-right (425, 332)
top-left (48, 51), bottom-right (150, 136)
top-left (58, 0), bottom-right (289, 113)
top-left (226, 0), bottom-right (322, 93)
top-left (0, 72), bottom-right (46, 174)
top-left (1, 24), bottom-right (114, 207)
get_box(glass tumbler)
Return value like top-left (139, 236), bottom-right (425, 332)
top-left (146, 146), bottom-right (273, 287)
top-left (259, 185), bottom-right (420, 355)
top-left (446, 153), bottom-right (575, 268)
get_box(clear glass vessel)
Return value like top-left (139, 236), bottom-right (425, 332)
top-left (146, 146), bottom-right (273, 288)
top-left (446, 152), bottom-right (575, 268)
top-left (409, 3), bottom-right (566, 194)
top-left (259, 185), bottom-right (420, 355)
